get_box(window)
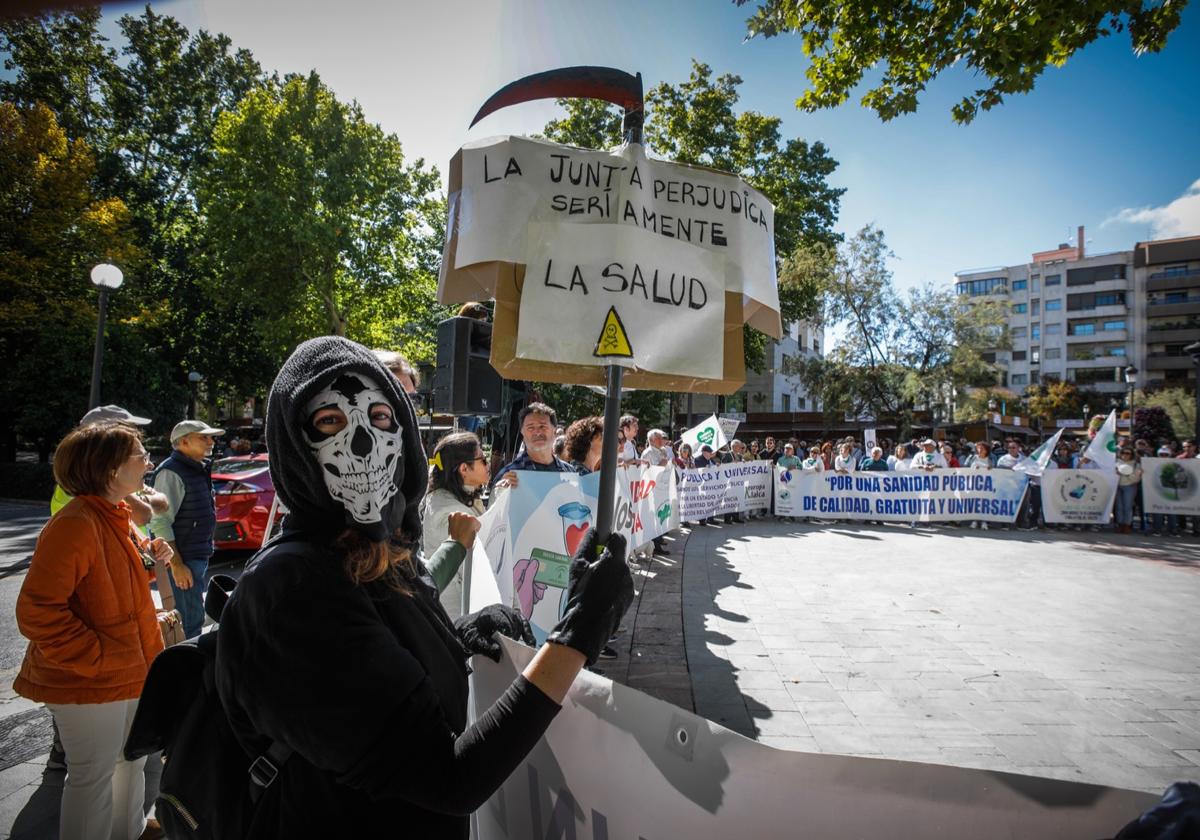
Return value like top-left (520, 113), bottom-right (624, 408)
top-left (1096, 293), bottom-right (1122, 307)
top-left (1067, 291), bottom-right (1126, 311)
top-left (1045, 299), bottom-right (1062, 311)
top-left (1166, 292), bottom-right (1188, 303)
top-left (1011, 374), bottom-right (1028, 385)
top-left (1011, 326), bottom-right (1027, 339)
top-left (1031, 349), bottom-right (1040, 364)
top-left (1031, 300), bottom-right (1040, 316)
top-left (797, 397), bottom-right (806, 409)
top-left (812, 339), bottom-right (819, 353)
top-left (955, 276), bottom-right (1008, 296)
top-left (1012, 279), bottom-right (1028, 291)
top-left (1031, 325), bottom-right (1041, 340)
top-left (1045, 323), bottom-right (1062, 335)
top-left (1071, 323), bottom-right (1096, 336)
top-left (1163, 265), bottom-right (1189, 277)
top-left (1044, 347), bottom-right (1061, 359)
top-left (1030, 371), bottom-right (1040, 385)
top-left (1012, 350), bottom-right (1027, 361)
top-left (1045, 274), bottom-right (1061, 286)
top-left (1103, 320), bottom-right (1126, 331)
top-left (1012, 303), bottom-right (1027, 314)
top-left (782, 394), bottom-right (790, 411)
top-left (1108, 346), bottom-right (1126, 357)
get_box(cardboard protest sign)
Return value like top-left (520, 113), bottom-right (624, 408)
top-left (774, 467), bottom-right (1028, 523)
top-left (1141, 456), bottom-right (1200, 516)
top-left (1040, 468), bottom-right (1117, 525)
top-left (515, 222), bottom-right (726, 379)
top-left (489, 264), bottom-right (747, 394)
top-left (441, 135), bottom-right (780, 339)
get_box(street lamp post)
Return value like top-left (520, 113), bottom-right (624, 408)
top-left (187, 371), bottom-right (203, 420)
top-left (1186, 342), bottom-right (1200, 443)
top-left (1082, 403), bottom-right (1090, 427)
top-left (1123, 365), bottom-right (1138, 440)
top-left (88, 264), bottom-right (124, 409)
top-left (987, 398), bottom-right (997, 444)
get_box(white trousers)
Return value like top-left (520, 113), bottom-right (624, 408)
top-left (47, 699), bottom-right (146, 840)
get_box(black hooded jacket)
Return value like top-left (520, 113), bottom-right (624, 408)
top-left (215, 336), bottom-right (559, 837)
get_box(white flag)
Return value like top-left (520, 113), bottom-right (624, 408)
top-left (1082, 410), bottom-right (1118, 471)
top-left (1014, 427), bottom-right (1064, 476)
top-left (680, 413), bottom-right (728, 454)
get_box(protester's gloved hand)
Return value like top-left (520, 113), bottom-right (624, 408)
top-left (454, 604), bottom-right (536, 662)
top-left (547, 530), bottom-right (634, 666)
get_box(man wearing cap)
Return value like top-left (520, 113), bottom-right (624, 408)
top-left (909, 439), bottom-right (948, 472)
top-left (150, 419), bottom-right (225, 638)
top-left (50, 405), bottom-right (169, 526)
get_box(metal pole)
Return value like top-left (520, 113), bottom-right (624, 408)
top-left (686, 392), bottom-right (694, 429)
top-left (88, 287), bottom-right (109, 409)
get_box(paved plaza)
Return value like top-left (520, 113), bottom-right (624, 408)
top-left (617, 519), bottom-right (1200, 795)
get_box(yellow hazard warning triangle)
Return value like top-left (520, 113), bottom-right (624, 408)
top-left (593, 306), bottom-right (634, 359)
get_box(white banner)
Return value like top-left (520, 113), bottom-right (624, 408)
top-left (678, 462), bottom-right (771, 520)
top-left (517, 221), bottom-right (726, 379)
top-left (773, 467), bottom-right (1028, 523)
top-left (453, 136), bottom-right (778, 318)
top-left (465, 639), bottom-right (1153, 840)
top-left (487, 465), bottom-right (677, 641)
top-left (1039, 469), bottom-right (1118, 524)
top-left (1141, 457), bottom-right (1200, 515)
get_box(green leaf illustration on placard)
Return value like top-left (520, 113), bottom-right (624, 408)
top-left (697, 427), bottom-right (715, 445)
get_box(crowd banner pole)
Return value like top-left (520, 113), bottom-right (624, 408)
top-left (468, 66), bottom-right (645, 549)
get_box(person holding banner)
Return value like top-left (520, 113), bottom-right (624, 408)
top-left (492, 403), bottom-right (580, 492)
top-left (215, 337), bottom-right (635, 837)
top-left (793, 445), bottom-right (817, 472)
top-left (420, 432), bottom-right (490, 619)
top-left (966, 441), bottom-right (994, 531)
top-left (833, 442), bottom-right (857, 475)
top-left (911, 439), bottom-right (947, 472)
top-left (887, 443), bottom-right (910, 471)
top-left (1114, 447), bottom-right (1143, 534)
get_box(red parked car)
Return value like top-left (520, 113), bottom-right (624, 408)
top-left (212, 454), bottom-right (280, 550)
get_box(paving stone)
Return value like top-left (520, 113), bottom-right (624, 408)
top-left (808, 724), bottom-right (882, 756)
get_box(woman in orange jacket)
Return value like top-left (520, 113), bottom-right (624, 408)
top-left (15, 421), bottom-right (171, 840)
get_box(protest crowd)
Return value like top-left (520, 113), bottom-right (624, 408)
top-left (10, 334), bottom-right (1199, 840)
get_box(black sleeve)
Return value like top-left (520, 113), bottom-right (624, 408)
top-left (220, 563), bottom-right (560, 817)
top-left (342, 675), bottom-right (560, 815)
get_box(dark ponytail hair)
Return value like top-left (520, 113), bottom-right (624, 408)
top-left (427, 431), bottom-right (483, 507)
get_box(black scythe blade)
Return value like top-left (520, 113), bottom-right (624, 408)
top-left (469, 65), bottom-right (643, 130)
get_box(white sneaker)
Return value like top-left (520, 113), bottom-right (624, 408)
top-left (981, 522), bottom-right (989, 531)
top-left (969, 522), bottom-right (978, 529)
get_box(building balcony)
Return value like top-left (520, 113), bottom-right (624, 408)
top-left (1067, 379), bottom-right (1125, 393)
top-left (1065, 303), bottom-right (1128, 319)
top-left (1066, 329), bottom-right (1126, 343)
top-left (1145, 353), bottom-right (1195, 371)
top-left (1144, 326), bottom-right (1200, 343)
top-left (1066, 354), bottom-right (1130, 368)
top-left (1063, 277), bottom-right (1130, 295)
top-left (1146, 273), bottom-right (1200, 293)
top-left (1146, 297), bottom-right (1200, 318)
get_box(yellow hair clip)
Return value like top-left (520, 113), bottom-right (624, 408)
top-left (429, 451), bottom-right (444, 472)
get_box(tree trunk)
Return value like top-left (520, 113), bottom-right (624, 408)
top-left (322, 291), bottom-right (348, 336)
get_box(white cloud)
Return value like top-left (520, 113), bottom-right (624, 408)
top-left (1108, 178), bottom-right (1200, 239)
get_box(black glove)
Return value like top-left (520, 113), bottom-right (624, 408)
top-left (454, 604), bottom-right (536, 662)
top-left (547, 530), bottom-right (634, 666)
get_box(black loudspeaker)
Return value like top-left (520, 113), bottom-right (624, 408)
top-left (433, 317), bottom-right (503, 415)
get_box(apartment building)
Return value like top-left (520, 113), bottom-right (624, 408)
top-left (1135, 235), bottom-right (1200, 389)
top-left (955, 226), bottom-right (1139, 398)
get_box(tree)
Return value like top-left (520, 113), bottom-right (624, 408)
top-left (1026, 380), bottom-right (1085, 425)
top-left (1133, 405), bottom-right (1175, 445)
top-left (957, 387), bottom-right (1024, 423)
top-left (0, 103), bottom-right (140, 459)
top-left (199, 71), bottom-right (446, 358)
top-left (1138, 386), bottom-right (1196, 439)
top-left (784, 225), bottom-right (1007, 434)
top-left (737, 0), bottom-right (1186, 123)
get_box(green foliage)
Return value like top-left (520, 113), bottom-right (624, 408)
top-left (1157, 462), bottom-right (1189, 500)
top-left (957, 387), bottom-right (1025, 423)
top-left (784, 225), bottom-right (1006, 434)
top-left (1137, 387), bottom-right (1196, 440)
top-left (199, 71), bottom-right (446, 356)
top-left (738, 0), bottom-right (1186, 123)
top-left (1024, 380), bottom-right (1084, 424)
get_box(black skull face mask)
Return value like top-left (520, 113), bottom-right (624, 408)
top-left (304, 372), bottom-right (402, 527)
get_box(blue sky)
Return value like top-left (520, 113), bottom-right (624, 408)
top-left (85, 0), bottom-right (1200, 296)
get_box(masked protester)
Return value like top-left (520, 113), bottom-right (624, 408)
top-left (213, 337), bottom-right (631, 837)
